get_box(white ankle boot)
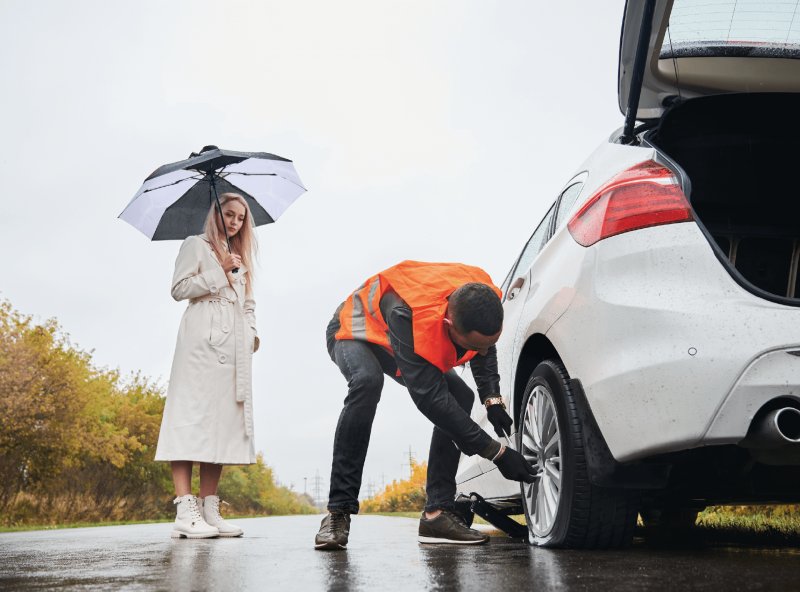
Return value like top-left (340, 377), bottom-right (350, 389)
top-left (171, 494), bottom-right (219, 539)
top-left (200, 495), bottom-right (243, 537)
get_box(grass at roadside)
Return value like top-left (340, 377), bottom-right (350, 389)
top-left (690, 506), bottom-right (800, 546)
top-left (0, 513), bottom-right (322, 533)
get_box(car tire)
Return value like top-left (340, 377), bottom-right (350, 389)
top-left (519, 359), bottom-right (639, 548)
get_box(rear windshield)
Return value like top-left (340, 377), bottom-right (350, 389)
top-left (661, 0), bottom-right (800, 58)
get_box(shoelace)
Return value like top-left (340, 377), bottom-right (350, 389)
top-left (443, 510), bottom-right (467, 527)
top-left (187, 498), bottom-right (203, 523)
top-left (329, 513), bottom-right (347, 532)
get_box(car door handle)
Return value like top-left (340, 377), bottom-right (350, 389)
top-left (507, 277), bottom-right (525, 300)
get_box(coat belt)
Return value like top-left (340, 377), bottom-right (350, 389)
top-left (189, 293), bottom-right (254, 438)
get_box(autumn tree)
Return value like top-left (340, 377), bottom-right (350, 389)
top-left (361, 460), bottom-right (428, 513)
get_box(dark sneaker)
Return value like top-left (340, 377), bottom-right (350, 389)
top-left (418, 510), bottom-right (490, 545)
top-left (314, 512), bottom-right (351, 550)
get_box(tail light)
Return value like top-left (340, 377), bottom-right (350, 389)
top-left (567, 160), bottom-right (693, 247)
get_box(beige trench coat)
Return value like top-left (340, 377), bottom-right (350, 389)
top-left (155, 234), bottom-right (259, 464)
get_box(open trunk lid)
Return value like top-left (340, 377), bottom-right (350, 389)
top-left (619, 0), bottom-right (800, 121)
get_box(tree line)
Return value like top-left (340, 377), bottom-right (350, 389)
top-left (361, 460), bottom-right (427, 513)
top-left (0, 299), bottom-right (314, 527)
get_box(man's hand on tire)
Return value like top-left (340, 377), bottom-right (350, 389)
top-left (493, 447), bottom-right (538, 483)
top-left (486, 405), bottom-right (513, 438)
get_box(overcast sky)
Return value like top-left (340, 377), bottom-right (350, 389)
top-left (0, 1), bottom-right (625, 501)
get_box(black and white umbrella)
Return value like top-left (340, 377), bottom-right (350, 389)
top-left (120, 145), bottom-right (306, 245)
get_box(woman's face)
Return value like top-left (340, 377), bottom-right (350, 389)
top-left (219, 200), bottom-right (247, 237)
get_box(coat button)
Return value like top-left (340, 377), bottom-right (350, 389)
top-left (218, 354), bottom-right (227, 364)
top-left (222, 325), bottom-right (229, 333)
top-left (210, 286), bottom-right (218, 294)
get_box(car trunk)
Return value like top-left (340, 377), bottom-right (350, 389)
top-left (648, 93), bottom-right (800, 303)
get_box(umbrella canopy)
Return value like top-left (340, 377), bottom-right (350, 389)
top-left (119, 146), bottom-right (306, 241)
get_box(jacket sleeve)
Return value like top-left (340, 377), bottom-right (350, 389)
top-left (469, 346), bottom-right (501, 403)
top-left (384, 301), bottom-right (498, 459)
top-left (170, 237), bottom-right (229, 302)
top-left (244, 295), bottom-right (259, 353)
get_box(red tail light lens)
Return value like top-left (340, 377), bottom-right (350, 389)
top-left (567, 160), bottom-right (693, 247)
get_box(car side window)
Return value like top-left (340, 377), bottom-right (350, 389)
top-left (505, 204), bottom-right (556, 296)
top-left (499, 265), bottom-right (515, 296)
top-left (553, 182), bottom-right (584, 231)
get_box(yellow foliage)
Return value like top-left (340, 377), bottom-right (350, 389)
top-left (361, 460), bottom-right (428, 513)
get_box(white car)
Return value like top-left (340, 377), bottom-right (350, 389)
top-left (456, 0), bottom-right (800, 548)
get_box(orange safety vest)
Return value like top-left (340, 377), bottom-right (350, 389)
top-left (335, 260), bottom-right (502, 373)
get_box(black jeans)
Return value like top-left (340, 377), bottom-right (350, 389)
top-left (325, 321), bottom-right (475, 514)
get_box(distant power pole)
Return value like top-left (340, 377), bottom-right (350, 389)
top-left (366, 479), bottom-right (375, 498)
top-left (312, 470), bottom-right (324, 506)
top-left (304, 477), bottom-right (307, 495)
top-left (380, 473), bottom-right (387, 490)
top-left (407, 445), bottom-right (416, 477)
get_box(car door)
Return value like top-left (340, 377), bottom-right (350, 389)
top-left (458, 183), bottom-right (584, 493)
top-left (505, 180), bottom-right (585, 397)
top-left (496, 204), bottom-right (557, 395)
top-left (469, 206), bottom-right (558, 486)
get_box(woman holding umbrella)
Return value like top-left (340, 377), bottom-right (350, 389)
top-left (154, 192), bottom-right (260, 539)
top-left (121, 146), bottom-right (305, 538)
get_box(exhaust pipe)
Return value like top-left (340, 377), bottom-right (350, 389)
top-left (740, 407), bottom-right (800, 450)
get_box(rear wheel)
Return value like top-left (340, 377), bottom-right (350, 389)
top-left (519, 359), bottom-right (639, 548)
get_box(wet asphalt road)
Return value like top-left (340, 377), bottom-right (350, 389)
top-left (1, 515), bottom-right (799, 591)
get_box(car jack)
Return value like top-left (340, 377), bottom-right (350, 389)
top-left (467, 492), bottom-right (528, 540)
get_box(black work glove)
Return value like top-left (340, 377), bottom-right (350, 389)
top-left (486, 404), bottom-right (513, 438)
top-left (494, 447), bottom-right (538, 484)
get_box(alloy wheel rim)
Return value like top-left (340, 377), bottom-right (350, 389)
top-left (521, 384), bottom-right (562, 537)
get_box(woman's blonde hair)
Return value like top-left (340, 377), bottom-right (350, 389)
top-left (203, 192), bottom-right (258, 292)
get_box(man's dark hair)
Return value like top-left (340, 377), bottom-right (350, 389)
top-left (449, 283), bottom-right (503, 335)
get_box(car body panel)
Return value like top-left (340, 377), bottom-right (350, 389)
top-left (549, 222), bottom-right (800, 462)
top-left (704, 348), bottom-right (800, 443)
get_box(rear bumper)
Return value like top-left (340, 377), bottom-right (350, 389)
top-left (548, 222), bottom-right (800, 462)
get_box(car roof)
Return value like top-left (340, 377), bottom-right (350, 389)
top-left (618, 0), bottom-right (800, 119)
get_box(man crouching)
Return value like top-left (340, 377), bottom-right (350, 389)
top-left (315, 260), bottom-right (537, 550)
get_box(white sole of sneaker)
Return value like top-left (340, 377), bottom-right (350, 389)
top-left (418, 536), bottom-right (489, 545)
top-left (217, 531), bottom-right (243, 537)
top-left (171, 530), bottom-right (219, 539)
top-left (314, 542), bottom-right (347, 550)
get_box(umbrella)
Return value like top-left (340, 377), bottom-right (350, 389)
top-left (119, 145), bottom-right (306, 249)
